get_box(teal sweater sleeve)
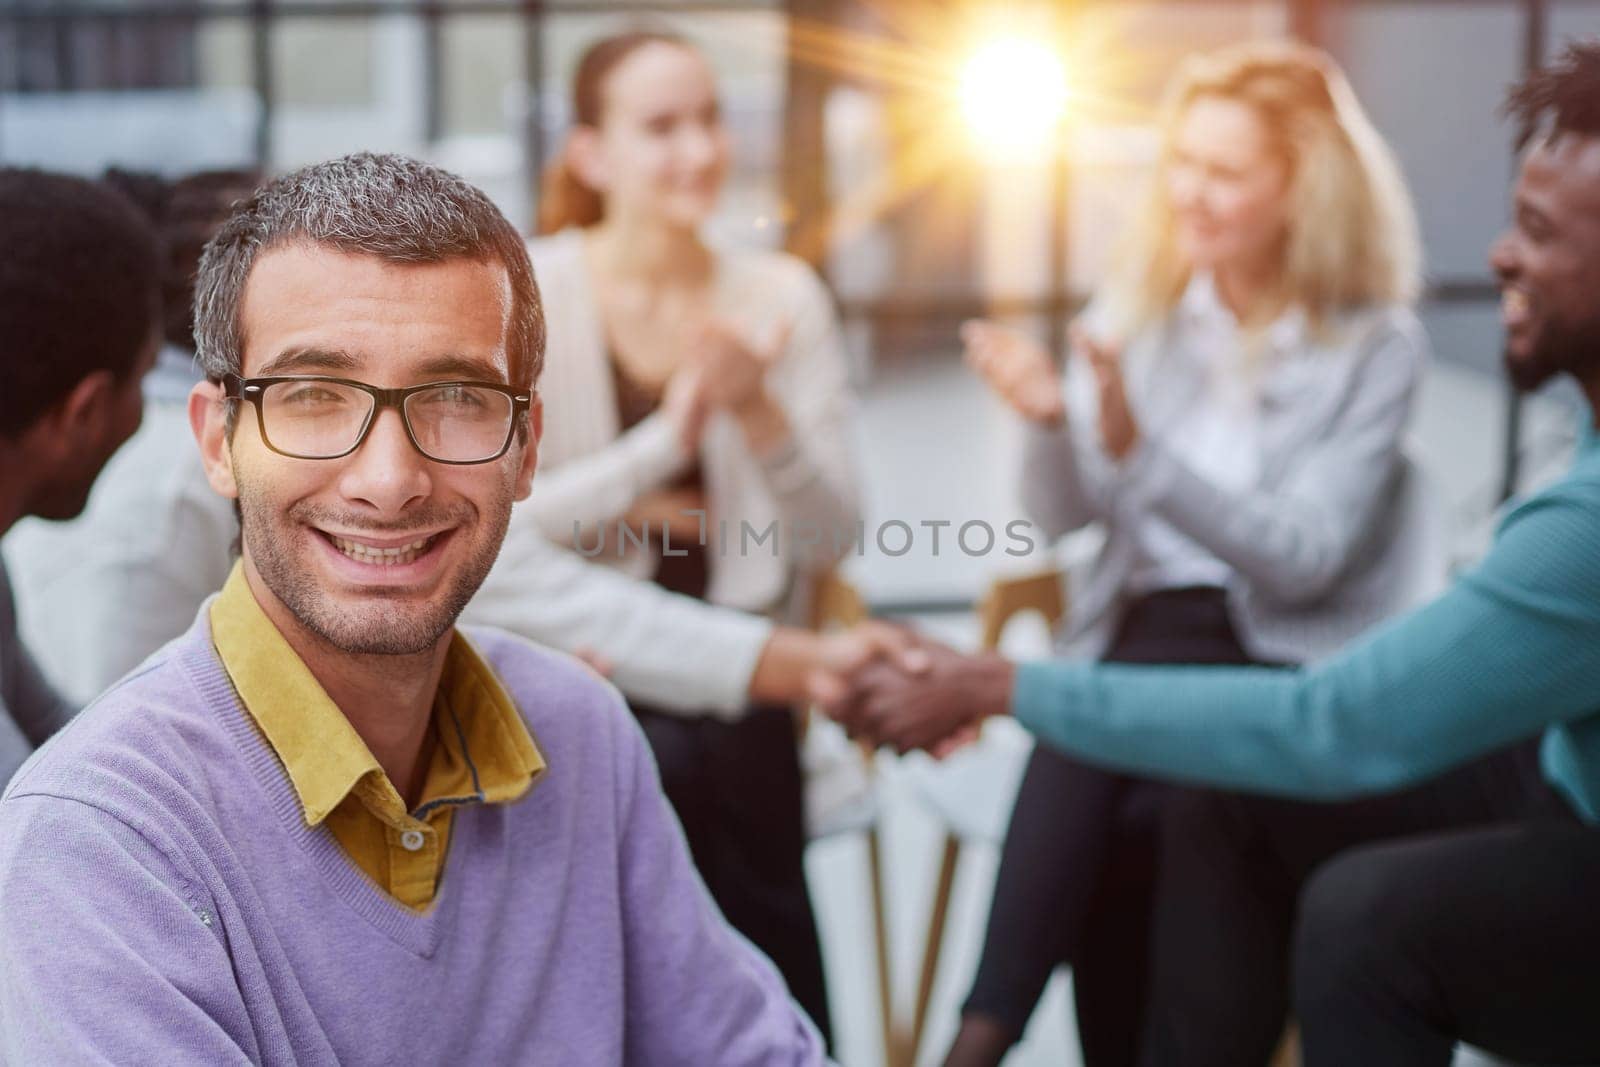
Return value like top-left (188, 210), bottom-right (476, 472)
top-left (1012, 476), bottom-right (1600, 802)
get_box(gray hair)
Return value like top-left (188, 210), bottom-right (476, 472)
top-left (193, 152), bottom-right (544, 393)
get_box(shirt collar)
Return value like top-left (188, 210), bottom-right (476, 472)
top-left (1177, 270), bottom-right (1227, 324)
top-left (209, 562), bottom-right (545, 826)
top-left (1178, 271), bottom-right (1309, 355)
top-left (432, 629), bottom-right (547, 808)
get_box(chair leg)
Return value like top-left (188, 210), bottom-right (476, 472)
top-left (1270, 1022), bottom-right (1300, 1067)
top-left (866, 825), bottom-right (901, 1067)
top-left (909, 833), bottom-right (961, 1065)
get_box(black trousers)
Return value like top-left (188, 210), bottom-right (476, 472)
top-left (632, 702), bottom-right (833, 1048)
top-left (964, 588), bottom-right (1260, 1066)
top-left (1142, 741), bottom-right (1600, 1067)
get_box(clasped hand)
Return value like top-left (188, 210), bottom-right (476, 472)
top-left (805, 627), bottom-right (1013, 758)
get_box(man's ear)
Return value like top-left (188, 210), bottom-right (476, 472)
top-left (513, 395), bottom-right (542, 503)
top-left (565, 129), bottom-right (609, 195)
top-left (56, 369), bottom-right (117, 438)
top-left (189, 380), bottom-right (239, 500)
top-left (17, 370), bottom-right (116, 469)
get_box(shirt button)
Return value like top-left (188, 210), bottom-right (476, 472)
top-left (400, 829), bottom-right (426, 852)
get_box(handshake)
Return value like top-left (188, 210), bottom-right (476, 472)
top-left (575, 618), bottom-right (1015, 754)
top-left (795, 623), bottom-right (1016, 757)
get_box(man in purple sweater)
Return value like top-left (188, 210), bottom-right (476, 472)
top-left (0, 153), bottom-right (829, 1064)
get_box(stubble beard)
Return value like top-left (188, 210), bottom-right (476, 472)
top-left (1506, 311), bottom-right (1600, 393)
top-left (236, 472), bottom-right (513, 657)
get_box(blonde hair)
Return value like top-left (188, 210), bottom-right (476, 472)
top-left (1102, 41), bottom-right (1421, 338)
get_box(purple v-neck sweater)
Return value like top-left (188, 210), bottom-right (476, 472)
top-left (0, 610), bottom-right (824, 1065)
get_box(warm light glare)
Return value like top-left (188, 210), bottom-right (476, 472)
top-left (778, 8), bottom-right (1150, 258)
top-left (959, 36), bottom-right (1069, 158)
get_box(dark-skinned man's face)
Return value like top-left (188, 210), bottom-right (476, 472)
top-left (1490, 130), bottom-right (1600, 392)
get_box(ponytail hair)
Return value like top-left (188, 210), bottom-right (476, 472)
top-left (536, 29), bottom-right (692, 235)
top-left (536, 153), bottom-right (605, 235)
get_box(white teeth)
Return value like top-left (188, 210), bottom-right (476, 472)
top-left (1503, 288), bottom-right (1530, 320)
top-left (330, 534), bottom-right (436, 566)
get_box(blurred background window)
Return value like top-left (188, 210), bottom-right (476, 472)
top-left (6, 8), bottom-right (1600, 1062)
top-left (7, 1), bottom-right (1596, 372)
top-left (4, 0), bottom-right (1599, 594)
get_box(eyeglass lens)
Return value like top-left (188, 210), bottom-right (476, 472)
top-left (259, 380), bottom-right (514, 463)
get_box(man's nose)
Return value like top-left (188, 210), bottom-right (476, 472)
top-left (336, 407), bottom-right (431, 514)
top-left (1488, 231), bottom-right (1519, 280)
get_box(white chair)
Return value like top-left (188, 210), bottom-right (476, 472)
top-left (897, 569), bottom-right (1067, 1065)
top-left (804, 572), bottom-right (900, 1067)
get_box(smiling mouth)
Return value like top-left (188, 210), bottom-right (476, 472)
top-left (322, 531), bottom-right (444, 567)
top-left (1502, 286), bottom-right (1533, 328)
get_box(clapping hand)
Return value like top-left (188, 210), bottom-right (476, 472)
top-left (962, 320), bottom-right (1066, 426)
top-left (660, 363), bottom-right (712, 454)
top-left (682, 317), bottom-right (796, 454)
top-left (964, 318), bottom-right (1140, 460)
top-left (1069, 324), bottom-right (1140, 461)
top-left (660, 313), bottom-right (792, 455)
top-left (688, 317), bottom-right (790, 413)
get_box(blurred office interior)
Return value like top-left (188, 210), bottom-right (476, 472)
top-left (5, 1), bottom-right (1600, 1062)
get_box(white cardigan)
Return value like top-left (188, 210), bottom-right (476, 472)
top-left (522, 228), bottom-right (861, 607)
top-left (466, 230), bottom-right (861, 714)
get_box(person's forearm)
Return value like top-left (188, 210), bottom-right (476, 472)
top-left (522, 415), bottom-right (691, 544)
top-left (1009, 487), bottom-right (1600, 800)
top-left (1130, 439), bottom-right (1346, 595)
top-left (1122, 320), bottom-right (1422, 604)
top-left (468, 524), bottom-right (772, 716)
top-left (736, 392), bottom-right (862, 569)
top-left (614, 705), bottom-right (827, 1060)
top-left (1009, 567), bottom-right (1589, 800)
top-left (746, 627), bottom-right (821, 706)
top-left (1020, 421), bottom-right (1101, 538)
top-left (732, 390), bottom-right (793, 457)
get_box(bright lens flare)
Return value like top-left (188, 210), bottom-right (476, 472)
top-left (958, 37), bottom-right (1069, 158)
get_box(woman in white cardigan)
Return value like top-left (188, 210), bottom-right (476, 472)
top-left (501, 30), bottom-right (858, 1044)
top-left (944, 43), bottom-right (1436, 1067)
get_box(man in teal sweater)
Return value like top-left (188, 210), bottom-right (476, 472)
top-left (825, 42), bottom-right (1600, 1067)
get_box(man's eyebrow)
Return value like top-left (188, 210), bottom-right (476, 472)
top-left (255, 347), bottom-right (362, 377)
top-left (415, 354), bottom-right (508, 383)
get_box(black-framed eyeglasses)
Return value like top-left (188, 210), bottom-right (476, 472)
top-left (223, 374), bottom-right (532, 465)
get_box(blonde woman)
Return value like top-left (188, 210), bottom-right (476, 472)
top-left (947, 42), bottom-right (1432, 1067)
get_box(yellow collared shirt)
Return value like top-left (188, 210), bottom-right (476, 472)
top-left (210, 563), bottom-right (545, 909)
